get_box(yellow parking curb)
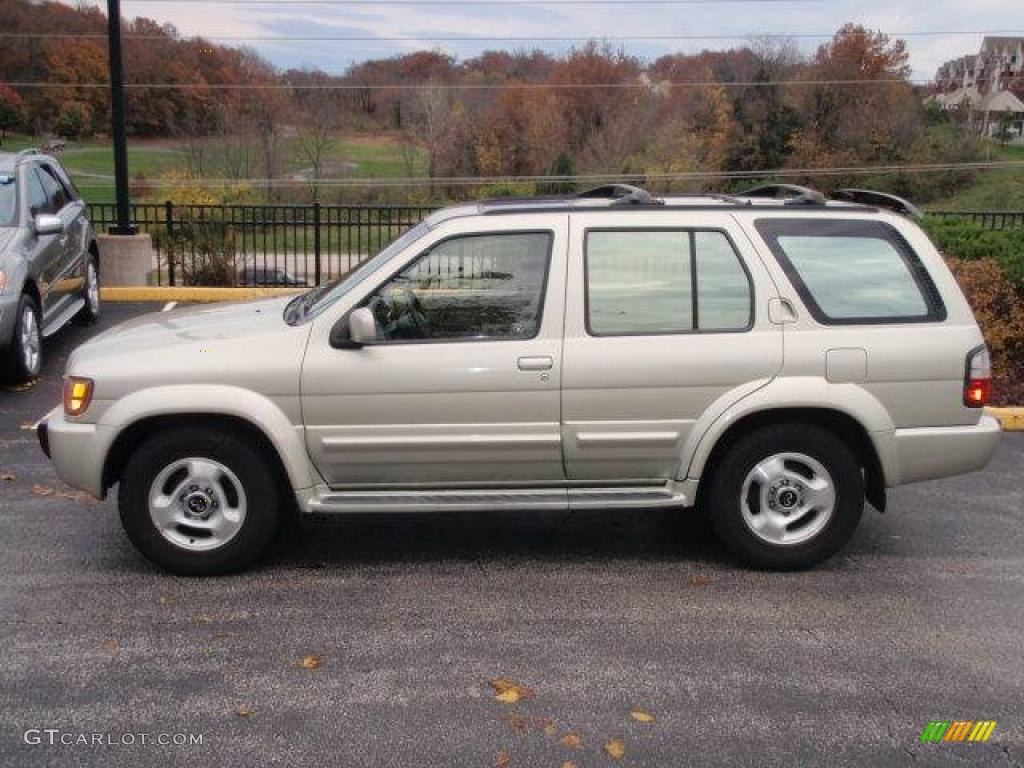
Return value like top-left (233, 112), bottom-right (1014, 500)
top-left (101, 286), bottom-right (304, 303)
top-left (987, 407), bottom-right (1024, 431)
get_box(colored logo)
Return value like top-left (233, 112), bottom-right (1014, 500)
top-left (920, 721), bottom-right (997, 743)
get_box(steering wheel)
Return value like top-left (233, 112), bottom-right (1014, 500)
top-left (368, 288), bottom-right (431, 339)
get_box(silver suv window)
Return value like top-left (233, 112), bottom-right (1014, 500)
top-left (364, 231), bottom-right (552, 342)
top-left (755, 218), bottom-right (946, 325)
top-left (585, 229), bottom-right (752, 336)
top-left (0, 173), bottom-right (15, 227)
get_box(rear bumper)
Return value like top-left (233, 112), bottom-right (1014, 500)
top-left (38, 406), bottom-right (107, 498)
top-left (885, 415), bottom-right (1002, 486)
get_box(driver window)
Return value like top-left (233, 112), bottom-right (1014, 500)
top-left (365, 232), bottom-right (552, 342)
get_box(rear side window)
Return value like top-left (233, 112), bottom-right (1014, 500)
top-left (755, 219), bottom-right (945, 324)
top-left (585, 229), bottom-right (752, 336)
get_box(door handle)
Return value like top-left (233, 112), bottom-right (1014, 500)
top-left (517, 356), bottom-right (553, 371)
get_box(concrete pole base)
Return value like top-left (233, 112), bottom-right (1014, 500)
top-left (96, 233), bottom-right (156, 286)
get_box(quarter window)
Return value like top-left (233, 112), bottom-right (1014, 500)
top-left (755, 219), bottom-right (944, 324)
top-left (364, 231), bottom-right (552, 342)
top-left (585, 229), bottom-right (752, 336)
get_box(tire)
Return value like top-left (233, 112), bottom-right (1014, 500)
top-left (118, 426), bottom-right (281, 576)
top-left (75, 253), bottom-right (101, 324)
top-left (706, 423), bottom-right (865, 570)
top-left (2, 294), bottom-right (43, 383)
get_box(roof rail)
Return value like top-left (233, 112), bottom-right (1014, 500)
top-left (578, 184), bottom-right (664, 206)
top-left (739, 184), bottom-right (827, 205)
top-left (16, 148), bottom-right (42, 158)
top-left (832, 188), bottom-right (923, 219)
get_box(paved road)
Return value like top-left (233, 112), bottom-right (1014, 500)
top-left (0, 303), bottom-right (1022, 767)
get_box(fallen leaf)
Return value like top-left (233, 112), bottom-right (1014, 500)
top-left (630, 709), bottom-right (656, 723)
top-left (158, 594), bottom-right (172, 607)
top-left (194, 613), bottom-right (214, 624)
top-left (489, 677), bottom-right (534, 704)
top-left (31, 484), bottom-right (54, 496)
top-left (0, 473), bottom-right (14, 482)
top-left (504, 714), bottom-right (529, 732)
top-left (541, 718), bottom-right (558, 737)
top-left (494, 749), bottom-right (511, 768)
top-left (691, 574), bottom-right (712, 587)
top-left (102, 639), bottom-right (120, 654)
top-left (300, 654), bottom-right (322, 670)
top-left (562, 762), bottom-right (579, 768)
top-left (234, 705), bottom-right (255, 718)
top-left (560, 732), bottom-right (582, 750)
top-left (604, 739), bottom-right (626, 760)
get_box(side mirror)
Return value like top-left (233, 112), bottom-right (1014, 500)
top-left (330, 306), bottom-right (378, 349)
top-left (34, 214), bottom-right (64, 236)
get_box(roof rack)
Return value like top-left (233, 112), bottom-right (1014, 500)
top-left (832, 188), bottom-right (923, 219)
top-left (578, 184), bottom-right (664, 206)
top-left (739, 184), bottom-right (827, 205)
top-left (16, 148), bottom-right (42, 157)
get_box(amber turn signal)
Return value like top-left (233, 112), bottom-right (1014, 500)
top-left (63, 377), bottom-right (94, 417)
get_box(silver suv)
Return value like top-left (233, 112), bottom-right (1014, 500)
top-left (0, 150), bottom-right (100, 382)
top-left (38, 185), bottom-right (1001, 574)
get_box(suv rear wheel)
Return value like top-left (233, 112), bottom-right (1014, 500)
top-left (118, 426), bottom-right (281, 575)
top-left (706, 423), bottom-right (864, 569)
top-left (76, 254), bottom-right (101, 324)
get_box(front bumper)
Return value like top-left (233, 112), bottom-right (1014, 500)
top-left (38, 406), bottom-right (107, 498)
top-left (887, 415), bottom-right (1002, 486)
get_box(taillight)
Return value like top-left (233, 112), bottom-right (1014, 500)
top-left (964, 346), bottom-right (991, 408)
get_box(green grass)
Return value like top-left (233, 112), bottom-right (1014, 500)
top-left (930, 142), bottom-right (1024, 211)
top-left (2, 132), bottom-right (429, 205)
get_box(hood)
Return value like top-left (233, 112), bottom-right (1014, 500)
top-left (76, 295), bottom-right (297, 359)
top-left (67, 295), bottom-right (314, 399)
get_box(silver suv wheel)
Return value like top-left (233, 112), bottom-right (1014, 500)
top-left (20, 303), bottom-right (41, 376)
top-left (740, 452), bottom-right (836, 546)
top-left (148, 457), bottom-right (247, 552)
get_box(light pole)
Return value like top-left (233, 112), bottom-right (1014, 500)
top-left (106, 0), bottom-right (135, 235)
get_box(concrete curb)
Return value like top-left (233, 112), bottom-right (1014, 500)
top-left (987, 407), bottom-right (1024, 432)
top-left (101, 286), bottom-right (303, 303)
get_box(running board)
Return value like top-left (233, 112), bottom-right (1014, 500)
top-left (304, 485), bottom-right (687, 514)
top-left (42, 298), bottom-right (84, 337)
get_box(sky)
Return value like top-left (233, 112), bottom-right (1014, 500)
top-left (83, 0), bottom-right (1024, 82)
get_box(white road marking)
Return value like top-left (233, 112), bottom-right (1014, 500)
top-left (162, 301), bottom-right (178, 312)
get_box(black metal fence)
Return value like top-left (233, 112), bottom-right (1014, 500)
top-left (86, 202), bottom-right (1024, 287)
top-left (87, 202), bottom-right (437, 286)
top-left (927, 211), bottom-right (1024, 230)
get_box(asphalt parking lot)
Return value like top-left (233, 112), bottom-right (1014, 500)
top-left (0, 302), bottom-right (1022, 767)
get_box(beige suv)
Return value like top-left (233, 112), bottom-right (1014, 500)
top-left (37, 185), bottom-right (1001, 575)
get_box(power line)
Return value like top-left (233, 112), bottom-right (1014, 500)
top-left (119, 0), bottom-right (826, 4)
top-left (2, 78), bottom-right (929, 89)
top-left (67, 160), bottom-right (1024, 189)
top-left (2, 30), bottom-right (1019, 42)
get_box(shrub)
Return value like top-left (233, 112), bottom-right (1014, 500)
top-left (923, 217), bottom-right (1024, 289)
top-left (945, 257), bottom-right (1024, 406)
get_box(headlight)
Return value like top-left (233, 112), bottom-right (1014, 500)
top-left (63, 377), bottom-right (94, 416)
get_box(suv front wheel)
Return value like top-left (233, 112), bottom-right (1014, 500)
top-left (118, 426), bottom-right (281, 575)
top-left (706, 423), bottom-right (865, 570)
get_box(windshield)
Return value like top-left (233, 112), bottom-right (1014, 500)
top-left (284, 220), bottom-right (432, 325)
top-left (0, 172), bottom-right (16, 227)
